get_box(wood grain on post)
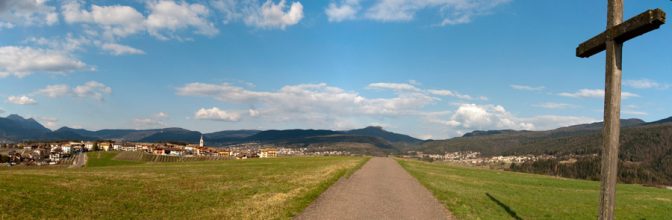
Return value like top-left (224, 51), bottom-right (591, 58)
top-left (599, 0), bottom-right (623, 219)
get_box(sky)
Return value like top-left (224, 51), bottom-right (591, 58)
top-left (0, 0), bottom-right (670, 139)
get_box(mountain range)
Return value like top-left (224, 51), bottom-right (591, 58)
top-left (0, 114), bottom-right (420, 154)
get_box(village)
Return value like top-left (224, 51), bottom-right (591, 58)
top-left (0, 136), bottom-right (351, 167)
top-left (403, 151), bottom-right (559, 166)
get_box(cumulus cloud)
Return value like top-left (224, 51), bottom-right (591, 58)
top-left (559, 89), bottom-right (639, 99)
top-left (146, 0), bottom-right (219, 39)
top-left (35, 84), bottom-right (70, 97)
top-left (428, 89), bottom-right (472, 100)
top-left (7, 95), bottom-right (37, 105)
top-left (426, 103), bottom-right (597, 135)
top-left (0, 0), bottom-right (58, 29)
top-left (511, 84), bottom-right (545, 91)
top-left (367, 82), bottom-right (420, 92)
top-left (101, 43), bottom-right (145, 55)
top-left (325, 0), bottom-right (360, 22)
top-left (243, 0), bottom-right (304, 29)
top-left (62, 0), bottom-right (217, 42)
top-left (32, 81), bottom-right (112, 101)
top-left (195, 107), bottom-right (241, 121)
top-left (365, 0), bottom-right (510, 25)
top-left (73, 81), bottom-right (112, 101)
top-left (0, 46), bottom-right (90, 78)
top-left (62, 1), bottom-right (146, 39)
top-left (624, 79), bottom-right (670, 90)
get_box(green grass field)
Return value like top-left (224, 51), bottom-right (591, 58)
top-left (0, 156), bottom-right (368, 219)
top-left (86, 151), bottom-right (145, 167)
top-left (398, 159), bottom-right (672, 220)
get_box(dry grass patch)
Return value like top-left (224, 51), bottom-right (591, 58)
top-left (0, 156), bottom-right (368, 219)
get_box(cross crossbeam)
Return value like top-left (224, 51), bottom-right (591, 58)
top-left (577, 9), bottom-right (666, 58)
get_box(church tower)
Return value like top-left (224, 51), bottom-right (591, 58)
top-left (199, 135), bottom-right (204, 147)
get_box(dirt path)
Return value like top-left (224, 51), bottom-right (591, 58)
top-left (296, 157), bottom-right (453, 220)
top-left (69, 153), bottom-right (88, 168)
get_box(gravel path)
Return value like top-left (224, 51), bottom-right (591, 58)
top-left (69, 153), bottom-right (88, 168)
top-left (296, 157), bottom-right (453, 220)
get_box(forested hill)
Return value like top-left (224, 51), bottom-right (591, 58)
top-left (420, 120), bottom-right (672, 186)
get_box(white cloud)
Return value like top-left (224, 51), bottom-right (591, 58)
top-left (368, 82), bottom-right (420, 92)
top-left (146, 0), bottom-right (219, 39)
top-left (243, 0), bottom-right (304, 29)
top-left (177, 82), bottom-right (436, 123)
top-left (533, 102), bottom-right (576, 109)
top-left (428, 89), bottom-right (472, 100)
top-left (73, 81), bottom-right (112, 101)
top-left (195, 107), bottom-right (241, 121)
top-left (365, 0), bottom-right (510, 25)
top-left (101, 43), bottom-right (145, 56)
top-left (0, 108), bottom-right (5, 114)
top-left (62, 1), bottom-right (146, 39)
top-left (426, 103), bottom-right (597, 135)
top-left (32, 82), bottom-right (111, 101)
top-left (511, 84), bottom-right (545, 91)
top-left (7, 95), bottom-right (37, 105)
top-left (559, 89), bottom-right (639, 99)
top-left (0, 0), bottom-right (58, 28)
top-left (326, 0), bottom-right (359, 22)
top-left (624, 79), bottom-right (670, 90)
top-left (36, 84), bottom-right (70, 97)
top-left (210, 0), bottom-right (240, 24)
top-left (0, 46), bottom-right (90, 78)
top-left (249, 109), bottom-right (260, 117)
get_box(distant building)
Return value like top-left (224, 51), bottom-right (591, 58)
top-left (259, 148), bottom-right (277, 158)
top-left (199, 135), bottom-right (204, 147)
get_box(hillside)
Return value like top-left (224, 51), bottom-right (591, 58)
top-left (346, 126), bottom-right (421, 143)
top-left (419, 120), bottom-right (672, 185)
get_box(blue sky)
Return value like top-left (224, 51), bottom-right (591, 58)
top-left (0, 0), bottom-right (670, 139)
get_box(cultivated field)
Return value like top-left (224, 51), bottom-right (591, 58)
top-left (0, 155), bottom-right (368, 219)
top-left (398, 159), bottom-right (672, 219)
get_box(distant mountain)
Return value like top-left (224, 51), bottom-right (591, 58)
top-left (205, 130), bottom-right (260, 139)
top-left (647, 116), bottom-right (672, 125)
top-left (0, 114), bottom-right (51, 141)
top-left (346, 126), bottom-right (421, 143)
top-left (139, 128), bottom-right (201, 143)
top-left (245, 129), bottom-right (343, 142)
top-left (462, 129), bottom-right (522, 137)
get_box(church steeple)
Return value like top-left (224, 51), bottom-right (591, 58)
top-left (199, 135), bottom-right (204, 147)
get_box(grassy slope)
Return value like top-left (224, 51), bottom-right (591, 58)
top-left (86, 152), bottom-right (145, 167)
top-left (398, 159), bottom-right (672, 220)
top-left (0, 156), bottom-right (368, 219)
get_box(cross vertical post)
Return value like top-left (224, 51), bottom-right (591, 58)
top-left (599, 1), bottom-right (623, 219)
top-left (576, 2), bottom-right (666, 220)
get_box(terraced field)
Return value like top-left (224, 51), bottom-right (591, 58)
top-left (399, 159), bottom-right (672, 219)
top-left (0, 156), bottom-right (368, 219)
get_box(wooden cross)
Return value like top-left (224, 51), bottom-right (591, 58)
top-left (576, 1), bottom-right (665, 220)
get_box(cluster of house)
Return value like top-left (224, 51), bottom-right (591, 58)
top-left (405, 151), bottom-right (556, 165)
top-left (0, 135), bottom-right (355, 166)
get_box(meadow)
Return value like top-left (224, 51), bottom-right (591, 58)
top-left (398, 159), bottom-right (672, 219)
top-left (0, 155), bottom-right (368, 219)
